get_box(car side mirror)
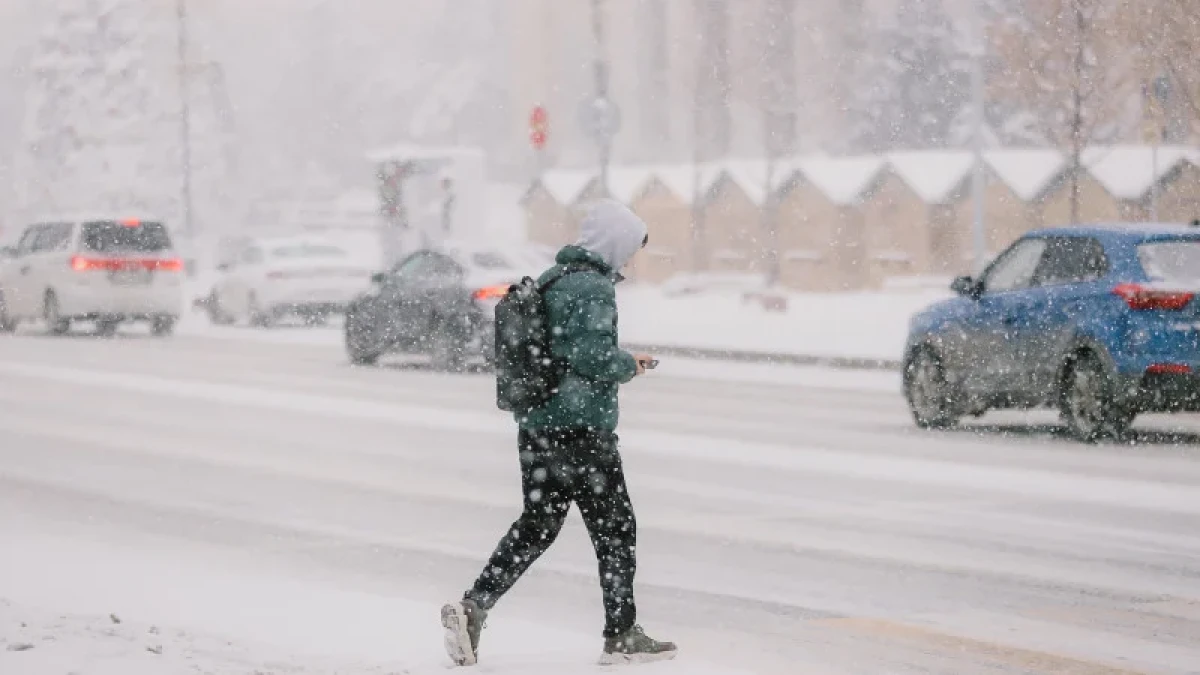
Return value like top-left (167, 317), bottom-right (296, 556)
top-left (951, 275), bottom-right (982, 298)
top-left (370, 272), bottom-right (387, 284)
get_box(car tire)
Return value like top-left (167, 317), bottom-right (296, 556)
top-left (43, 291), bottom-right (69, 335)
top-left (151, 316), bottom-right (176, 337)
top-left (248, 293), bottom-right (275, 328)
top-left (903, 347), bottom-right (960, 429)
top-left (1059, 352), bottom-right (1133, 443)
top-left (206, 292), bottom-right (234, 326)
top-left (344, 310), bottom-right (381, 366)
top-left (95, 318), bottom-right (120, 337)
top-left (0, 291), bottom-right (17, 334)
top-left (429, 322), bottom-right (467, 372)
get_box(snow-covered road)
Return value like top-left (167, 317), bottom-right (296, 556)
top-left (2, 330), bottom-right (1200, 674)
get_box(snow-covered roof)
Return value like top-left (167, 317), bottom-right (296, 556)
top-left (536, 170), bottom-right (595, 206)
top-left (607, 167), bottom-right (655, 204)
top-left (983, 148), bottom-right (1067, 201)
top-left (717, 160), bottom-right (769, 205)
top-left (886, 150), bottom-right (975, 204)
top-left (644, 164), bottom-right (696, 202)
top-left (1082, 145), bottom-right (1200, 201)
top-left (527, 144), bottom-right (1200, 208)
top-left (795, 156), bottom-right (887, 205)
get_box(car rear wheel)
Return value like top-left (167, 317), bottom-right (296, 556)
top-left (151, 316), bottom-right (176, 337)
top-left (43, 291), bottom-right (69, 335)
top-left (429, 327), bottom-right (466, 372)
top-left (344, 310), bottom-right (381, 366)
top-left (1060, 353), bottom-right (1133, 443)
top-left (95, 318), bottom-right (120, 337)
top-left (247, 293), bottom-right (275, 328)
top-left (904, 348), bottom-right (959, 429)
top-left (0, 291), bottom-right (17, 333)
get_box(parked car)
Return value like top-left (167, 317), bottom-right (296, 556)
top-left (343, 244), bottom-right (533, 370)
top-left (903, 223), bottom-right (1200, 442)
top-left (0, 216), bottom-right (183, 336)
top-left (204, 236), bottom-right (373, 327)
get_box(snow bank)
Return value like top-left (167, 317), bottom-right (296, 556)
top-left (618, 286), bottom-right (948, 362)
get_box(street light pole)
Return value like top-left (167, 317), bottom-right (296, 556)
top-left (589, 0), bottom-right (610, 195)
top-left (968, 0), bottom-right (987, 274)
top-left (176, 0), bottom-right (195, 238)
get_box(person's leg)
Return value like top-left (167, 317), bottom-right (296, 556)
top-left (570, 430), bottom-right (638, 638)
top-left (464, 429), bottom-right (571, 611)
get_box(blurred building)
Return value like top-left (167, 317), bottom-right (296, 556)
top-left (503, 0), bottom-right (857, 176)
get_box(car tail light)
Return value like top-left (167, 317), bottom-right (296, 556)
top-left (71, 256), bottom-right (182, 272)
top-left (1146, 363), bottom-right (1192, 375)
top-left (70, 255), bottom-right (100, 271)
top-left (152, 258), bottom-right (183, 272)
top-left (473, 284), bottom-right (510, 301)
top-left (1112, 283), bottom-right (1194, 311)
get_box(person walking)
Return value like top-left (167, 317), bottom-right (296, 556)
top-left (441, 199), bottom-right (676, 667)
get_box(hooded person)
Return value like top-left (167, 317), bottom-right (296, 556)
top-left (441, 198), bottom-right (676, 667)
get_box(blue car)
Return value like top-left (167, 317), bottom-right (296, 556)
top-left (903, 222), bottom-right (1200, 441)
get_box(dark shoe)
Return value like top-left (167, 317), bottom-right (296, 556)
top-left (441, 598), bottom-right (487, 666)
top-left (599, 625), bottom-right (677, 665)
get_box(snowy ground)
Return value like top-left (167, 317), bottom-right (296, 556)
top-left (3, 326), bottom-right (1200, 673)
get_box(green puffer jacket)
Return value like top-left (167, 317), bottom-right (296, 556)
top-left (516, 245), bottom-right (639, 431)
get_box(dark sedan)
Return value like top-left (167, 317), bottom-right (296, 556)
top-left (343, 246), bottom-right (534, 370)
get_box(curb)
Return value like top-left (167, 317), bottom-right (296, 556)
top-left (622, 343), bottom-right (902, 372)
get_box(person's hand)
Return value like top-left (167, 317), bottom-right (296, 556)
top-left (634, 353), bottom-right (655, 376)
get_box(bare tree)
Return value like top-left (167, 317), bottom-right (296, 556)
top-left (991, 0), bottom-right (1134, 222)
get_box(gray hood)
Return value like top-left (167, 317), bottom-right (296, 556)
top-left (574, 198), bottom-right (648, 273)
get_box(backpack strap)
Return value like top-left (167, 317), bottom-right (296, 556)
top-left (536, 262), bottom-right (596, 294)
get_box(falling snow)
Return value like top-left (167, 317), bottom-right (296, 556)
top-left (2, 1), bottom-right (1200, 674)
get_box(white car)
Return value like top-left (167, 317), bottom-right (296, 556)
top-left (205, 237), bottom-right (373, 327)
top-left (0, 217), bottom-right (184, 336)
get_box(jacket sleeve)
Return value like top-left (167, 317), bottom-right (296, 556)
top-left (560, 277), bottom-right (638, 384)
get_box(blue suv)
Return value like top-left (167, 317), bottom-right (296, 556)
top-left (904, 223), bottom-right (1200, 441)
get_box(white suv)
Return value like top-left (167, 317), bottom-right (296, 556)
top-left (0, 217), bottom-right (184, 336)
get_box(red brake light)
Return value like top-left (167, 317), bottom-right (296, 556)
top-left (473, 284), bottom-right (510, 301)
top-left (1112, 283), bottom-right (1194, 311)
top-left (1147, 363), bottom-right (1192, 375)
top-left (121, 218), bottom-right (141, 227)
top-left (71, 256), bottom-right (182, 272)
top-left (153, 257), bottom-right (183, 272)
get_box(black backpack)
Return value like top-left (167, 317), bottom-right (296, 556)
top-left (494, 264), bottom-right (589, 413)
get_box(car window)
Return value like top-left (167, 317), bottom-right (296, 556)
top-left (1138, 240), bottom-right (1200, 283)
top-left (81, 220), bottom-right (171, 253)
top-left (391, 252), bottom-right (462, 284)
top-left (470, 251), bottom-right (514, 270)
top-left (1033, 237), bottom-right (1109, 286)
top-left (270, 244), bottom-right (347, 259)
top-left (17, 225), bottom-right (44, 255)
top-left (983, 238), bottom-right (1047, 293)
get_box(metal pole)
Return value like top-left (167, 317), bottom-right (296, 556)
top-left (590, 0), bottom-right (610, 195)
top-left (969, 0), bottom-right (987, 274)
top-left (1150, 134), bottom-right (1160, 222)
top-left (176, 0), bottom-right (194, 237)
